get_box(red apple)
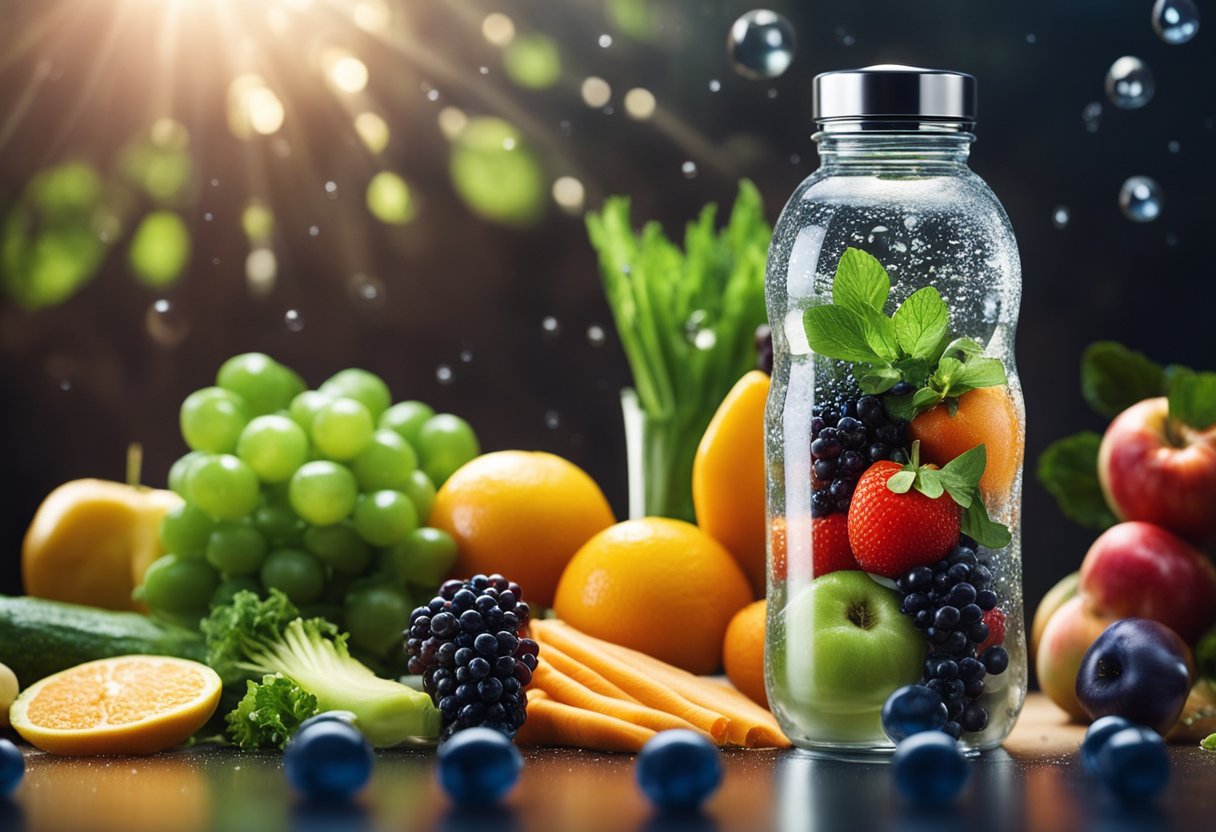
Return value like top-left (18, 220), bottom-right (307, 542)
top-left (1099, 397), bottom-right (1216, 542)
top-left (1031, 571), bottom-right (1079, 662)
top-left (1036, 596), bottom-right (1116, 721)
top-left (1079, 521), bottom-right (1216, 643)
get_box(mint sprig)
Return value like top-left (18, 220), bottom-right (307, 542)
top-left (885, 441), bottom-right (1012, 549)
top-left (803, 247), bottom-right (1007, 422)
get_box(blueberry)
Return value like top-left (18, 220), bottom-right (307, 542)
top-left (495, 656), bottom-right (516, 676)
top-left (496, 632), bottom-right (520, 656)
top-left (478, 677), bottom-right (504, 702)
top-left (901, 593), bottom-right (930, 614)
top-left (967, 622), bottom-right (990, 644)
top-left (437, 727), bottom-right (523, 806)
top-left (976, 589), bottom-right (998, 611)
top-left (829, 478), bottom-right (855, 501)
top-left (947, 583), bottom-right (977, 607)
top-left (946, 699), bottom-right (964, 719)
top-left (973, 566), bottom-right (993, 587)
top-left (892, 732), bottom-right (970, 805)
top-left (881, 685), bottom-right (948, 742)
top-left (474, 633), bottom-right (499, 656)
top-left (297, 710), bottom-right (359, 734)
top-left (981, 646), bottom-right (1009, 675)
top-left (1080, 716), bottom-right (1136, 775)
top-left (454, 647), bottom-right (474, 666)
top-left (959, 657), bottom-right (985, 682)
top-left (934, 659), bottom-right (959, 680)
top-left (964, 678), bottom-right (985, 698)
top-left (439, 579), bottom-right (463, 599)
top-left (452, 589), bottom-right (478, 611)
top-left (943, 632), bottom-right (968, 654)
top-left (455, 684), bottom-right (477, 705)
top-left (941, 721), bottom-right (962, 739)
top-left (0, 740), bottom-right (24, 799)
top-left (959, 604), bottom-right (983, 625)
top-left (906, 567), bottom-right (934, 591)
top-left (935, 606), bottom-right (961, 630)
top-left (890, 381), bottom-right (915, 396)
top-left (958, 704), bottom-right (988, 733)
top-left (1094, 727), bottom-right (1170, 801)
top-left (813, 459), bottom-right (837, 479)
top-left (468, 657), bottom-right (491, 679)
top-left (635, 729), bottom-right (722, 811)
top-left (459, 610), bottom-right (484, 633)
top-left (469, 575), bottom-right (490, 591)
top-left (811, 438), bottom-right (842, 459)
top-left (948, 546), bottom-right (977, 566)
top-left (285, 721), bottom-right (373, 801)
top-left (868, 443), bottom-right (890, 462)
top-left (946, 563), bottom-right (972, 584)
top-left (914, 610), bottom-right (932, 630)
top-left (427, 597), bottom-right (446, 613)
top-left (430, 612), bottom-right (458, 638)
top-left (877, 423), bottom-right (902, 444)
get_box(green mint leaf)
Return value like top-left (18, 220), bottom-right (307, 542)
top-left (931, 357), bottom-right (966, 392)
top-left (833, 247), bottom-right (890, 314)
top-left (957, 357), bottom-right (1008, 390)
top-left (884, 392), bottom-right (918, 422)
top-left (887, 470), bottom-right (916, 493)
top-left (1036, 431), bottom-right (1117, 530)
top-left (858, 365), bottom-right (901, 394)
top-left (962, 492), bottom-right (1013, 549)
top-left (804, 305), bottom-right (885, 364)
top-left (893, 286), bottom-right (950, 360)
top-left (1168, 369), bottom-right (1216, 430)
top-left (857, 306), bottom-right (900, 361)
top-left (1081, 341), bottom-right (1167, 419)
top-left (912, 387), bottom-right (943, 411)
top-left (916, 468), bottom-right (945, 499)
top-left (938, 444), bottom-right (988, 507)
top-left (942, 337), bottom-right (984, 359)
top-left (893, 356), bottom-right (931, 389)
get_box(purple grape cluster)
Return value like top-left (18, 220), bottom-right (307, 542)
top-left (810, 394), bottom-right (908, 516)
top-left (405, 573), bottom-right (539, 740)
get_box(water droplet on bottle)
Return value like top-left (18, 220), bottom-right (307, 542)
top-left (544, 410), bottom-right (561, 429)
top-left (903, 216), bottom-right (920, 231)
top-left (1167, 139), bottom-right (1181, 153)
top-left (681, 161), bottom-right (698, 178)
top-left (1105, 57), bottom-right (1155, 110)
top-left (1082, 101), bottom-right (1102, 133)
top-left (1152, 0), bottom-right (1200, 45)
top-left (1052, 206), bottom-right (1071, 229)
top-left (541, 316), bottom-right (561, 338)
top-left (145, 298), bottom-right (190, 348)
top-left (347, 273), bottom-right (386, 308)
top-left (586, 324), bottom-right (606, 347)
top-left (436, 364), bottom-right (454, 384)
top-left (284, 309), bottom-right (305, 332)
top-left (1119, 176), bottom-right (1163, 222)
top-left (727, 10), bottom-right (797, 80)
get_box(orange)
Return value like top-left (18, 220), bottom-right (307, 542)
top-left (723, 599), bottom-right (768, 707)
top-left (553, 517), bottom-right (753, 675)
top-left (908, 385), bottom-right (1023, 500)
top-left (692, 371), bottom-right (770, 598)
top-left (9, 655), bottom-right (222, 755)
top-left (431, 451), bottom-right (616, 609)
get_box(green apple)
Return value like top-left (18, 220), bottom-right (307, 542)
top-left (772, 570), bottom-right (924, 742)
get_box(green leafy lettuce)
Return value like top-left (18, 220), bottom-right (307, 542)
top-left (227, 673), bottom-right (319, 751)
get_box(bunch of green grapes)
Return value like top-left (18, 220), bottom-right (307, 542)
top-left (139, 353), bottom-right (480, 664)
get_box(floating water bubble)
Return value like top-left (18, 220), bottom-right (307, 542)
top-left (1026, 33), bottom-right (1037, 44)
top-left (727, 10), bottom-right (797, 80)
top-left (867, 225), bottom-right (905, 256)
top-left (308, 225), bottom-right (320, 237)
top-left (145, 299), bottom-right (190, 348)
top-left (1152, 0), bottom-right (1200, 45)
top-left (1105, 57), bottom-right (1155, 110)
top-left (1167, 139), bottom-right (1181, 153)
top-left (544, 410), bottom-right (561, 429)
top-left (284, 309), bottom-right (305, 332)
top-left (436, 364), bottom-right (454, 385)
top-left (586, 324), bottom-right (606, 347)
top-left (1119, 176), bottom-right (1163, 222)
top-left (542, 316), bottom-right (561, 338)
top-left (324, 181), bottom-right (337, 195)
top-left (834, 26), bottom-right (855, 46)
top-left (347, 273), bottom-right (386, 308)
top-left (1082, 101), bottom-right (1102, 133)
top-left (598, 34), bottom-right (613, 48)
top-left (681, 161), bottom-right (698, 178)
top-left (1052, 206), bottom-right (1071, 229)
top-left (459, 349), bottom-right (474, 363)
top-left (59, 379), bottom-right (72, 392)
top-left (903, 216), bottom-right (920, 231)
top-left (708, 79), bottom-right (722, 92)
top-left (478, 66), bottom-right (490, 75)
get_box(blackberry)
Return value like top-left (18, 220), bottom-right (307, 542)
top-left (893, 541), bottom-right (1010, 737)
top-left (810, 395), bottom-right (908, 516)
top-left (405, 573), bottom-right (538, 741)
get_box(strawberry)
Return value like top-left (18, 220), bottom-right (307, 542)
top-left (977, 607), bottom-right (1006, 655)
top-left (847, 460), bottom-right (962, 577)
top-left (770, 514), bottom-right (859, 580)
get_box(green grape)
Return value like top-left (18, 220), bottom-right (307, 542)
top-left (211, 576), bottom-right (262, 608)
top-left (158, 502), bottom-right (216, 557)
top-left (303, 522), bottom-right (372, 575)
top-left (289, 460), bottom-right (358, 525)
top-left (311, 397), bottom-right (374, 460)
top-left (206, 520), bottom-right (268, 576)
top-left (381, 527), bottom-right (458, 586)
top-left (260, 548), bottom-right (325, 604)
top-left (168, 451), bottom-right (209, 497)
top-left (188, 454), bottom-right (261, 520)
top-left (319, 369), bottom-right (392, 420)
top-left (352, 489), bottom-right (417, 546)
top-left (415, 414), bottom-right (480, 486)
top-left (288, 390), bottom-right (334, 433)
top-left (401, 468), bottom-right (437, 521)
top-left (237, 414), bottom-right (309, 483)
top-left (253, 502), bottom-right (305, 546)
top-left (351, 429), bottom-right (417, 492)
top-left (344, 585), bottom-right (412, 654)
top-left (141, 553), bottom-right (219, 614)
top-left (281, 366), bottom-right (307, 400)
top-left (216, 353), bottom-right (294, 415)
top-left (180, 387), bottom-right (249, 453)
top-left (379, 400), bottom-right (435, 447)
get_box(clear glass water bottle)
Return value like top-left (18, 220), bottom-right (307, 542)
top-left (764, 66), bottom-right (1026, 752)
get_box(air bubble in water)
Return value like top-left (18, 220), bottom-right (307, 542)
top-left (1082, 102), bottom-right (1102, 133)
top-left (542, 316), bottom-right (560, 338)
top-left (586, 324), bottom-right (606, 347)
top-left (284, 309), bottom-right (304, 332)
top-left (436, 364), bottom-right (454, 384)
top-left (544, 410), bottom-right (561, 429)
top-left (145, 299), bottom-right (190, 348)
top-left (727, 10), bottom-right (796, 80)
top-left (347, 273), bottom-right (386, 308)
top-left (1052, 206), bottom-right (1070, 229)
top-left (681, 161), bottom-right (698, 178)
top-left (1152, 0), bottom-right (1200, 45)
top-left (903, 216), bottom-right (920, 231)
top-left (1105, 57), bottom-right (1155, 110)
top-left (1119, 176), bottom-right (1163, 223)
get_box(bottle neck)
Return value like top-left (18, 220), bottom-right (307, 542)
top-left (813, 127), bottom-right (974, 173)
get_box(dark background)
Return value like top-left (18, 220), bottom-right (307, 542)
top-left (1, 0), bottom-right (1213, 620)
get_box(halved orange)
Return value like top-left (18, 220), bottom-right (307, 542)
top-left (9, 656), bottom-right (222, 755)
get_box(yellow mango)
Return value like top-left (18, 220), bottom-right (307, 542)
top-left (22, 479), bottom-right (182, 611)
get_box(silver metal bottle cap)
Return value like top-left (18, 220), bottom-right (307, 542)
top-left (813, 65), bottom-right (977, 125)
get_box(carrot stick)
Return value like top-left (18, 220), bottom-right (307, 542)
top-left (532, 660), bottom-right (703, 736)
top-left (531, 636), bottom-right (639, 703)
top-left (517, 692), bottom-right (656, 753)
top-left (531, 621), bottom-right (728, 743)
top-left (545, 620), bottom-right (790, 749)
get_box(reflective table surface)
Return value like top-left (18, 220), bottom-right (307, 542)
top-left (2, 696), bottom-right (1213, 832)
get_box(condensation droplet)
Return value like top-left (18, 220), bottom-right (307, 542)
top-left (586, 324), bottom-right (606, 346)
top-left (681, 161), bottom-right (698, 178)
top-left (727, 9), bottom-right (797, 80)
top-left (1152, 0), bottom-right (1200, 45)
top-left (145, 298), bottom-right (190, 348)
top-left (347, 273), bottom-right (386, 308)
top-left (1082, 101), bottom-right (1102, 133)
top-left (903, 215), bottom-right (920, 231)
top-left (284, 309), bottom-right (305, 332)
top-left (436, 364), bottom-right (454, 384)
top-left (1105, 56), bottom-right (1155, 110)
top-left (1119, 176), bottom-right (1163, 223)
top-left (544, 410), bottom-right (561, 429)
top-left (541, 316), bottom-right (560, 338)
top-left (1052, 206), bottom-right (1071, 229)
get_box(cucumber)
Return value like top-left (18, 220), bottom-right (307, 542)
top-left (0, 595), bottom-right (206, 685)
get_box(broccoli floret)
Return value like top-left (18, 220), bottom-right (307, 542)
top-left (203, 590), bottom-right (439, 747)
top-left (227, 674), bottom-right (319, 751)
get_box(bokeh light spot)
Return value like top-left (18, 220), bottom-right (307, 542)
top-left (323, 49), bottom-right (369, 94)
top-left (450, 118), bottom-right (544, 226)
top-left (246, 248), bottom-right (278, 296)
top-left (482, 13), bottom-right (515, 46)
top-left (551, 176), bottom-right (586, 213)
top-left (623, 87), bottom-right (656, 120)
top-left (354, 111), bottom-right (390, 153)
top-left (228, 74), bottom-right (285, 138)
top-left (503, 34), bottom-right (561, 89)
top-left (581, 77), bottom-right (612, 108)
top-left (353, 0), bottom-right (391, 33)
top-left (242, 201), bottom-right (274, 243)
top-left (438, 106), bottom-right (468, 139)
top-left (366, 171), bottom-right (415, 225)
top-left (129, 211), bottom-right (190, 287)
